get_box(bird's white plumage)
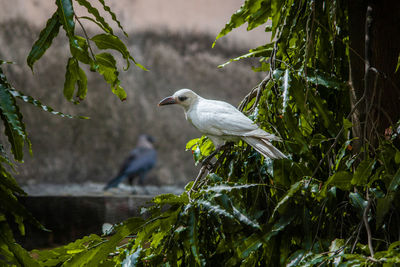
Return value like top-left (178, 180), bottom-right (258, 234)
top-left (163, 89), bottom-right (286, 159)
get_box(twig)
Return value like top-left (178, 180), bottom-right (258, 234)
top-left (351, 221), bottom-right (363, 253)
top-left (239, 74), bottom-right (271, 113)
top-left (317, 230), bottom-right (357, 267)
top-left (74, 15), bottom-right (97, 62)
top-left (310, 199), bottom-right (327, 251)
top-left (187, 143), bottom-right (231, 200)
top-left (363, 192), bottom-right (375, 258)
top-left (187, 165), bottom-right (208, 201)
top-left (362, 4), bottom-right (373, 156)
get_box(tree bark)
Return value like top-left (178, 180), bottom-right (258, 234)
top-left (348, 0), bottom-right (400, 153)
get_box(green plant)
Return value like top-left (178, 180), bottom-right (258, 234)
top-left (2, 0), bottom-right (400, 266)
top-left (106, 0), bottom-right (399, 265)
top-left (0, 0), bottom-right (143, 265)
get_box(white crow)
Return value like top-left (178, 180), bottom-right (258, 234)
top-left (158, 89), bottom-right (286, 159)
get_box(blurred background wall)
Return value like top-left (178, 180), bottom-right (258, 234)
top-left (0, 0), bottom-right (266, 186)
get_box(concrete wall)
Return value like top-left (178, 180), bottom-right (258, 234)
top-left (0, 1), bottom-right (267, 187)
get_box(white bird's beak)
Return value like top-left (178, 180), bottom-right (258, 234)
top-left (158, 96), bottom-right (177, 106)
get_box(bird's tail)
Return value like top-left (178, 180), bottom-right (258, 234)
top-left (103, 174), bottom-right (127, 191)
top-left (242, 136), bottom-right (287, 159)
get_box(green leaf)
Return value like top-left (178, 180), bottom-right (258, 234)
top-left (33, 234), bottom-right (103, 265)
top-left (152, 192), bottom-right (188, 207)
top-left (281, 69), bottom-right (290, 113)
top-left (65, 217), bottom-right (144, 266)
top-left (351, 158), bottom-right (375, 186)
top-left (396, 53), bottom-right (400, 72)
top-left (323, 171), bottom-right (352, 192)
top-left (218, 43), bottom-right (274, 68)
top-left (75, 0), bottom-right (114, 34)
top-left (78, 16), bottom-right (109, 33)
top-left (98, 0), bottom-right (128, 37)
top-left (0, 222), bottom-right (41, 267)
top-left (0, 186), bottom-right (47, 233)
top-left (308, 91), bottom-right (334, 130)
top-left (91, 33), bottom-right (132, 70)
top-left (197, 199), bottom-right (235, 221)
top-left (0, 72), bottom-right (28, 161)
top-left (272, 181), bottom-right (302, 219)
top-left (70, 35), bottom-right (92, 64)
top-left (0, 165), bottom-right (25, 195)
top-left (63, 58), bottom-right (87, 102)
top-left (388, 167), bottom-right (400, 192)
top-left (310, 133), bottom-right (329, 146)
top-left (247, 2), bottom-right (270, 31)
top-left (213, 0), bottom-right (269, 47)
top-left (94, 53), bottom-right (127, 101)
top-left (232, 205), bottom-right (261, 229)
top-left (76, 66), bottom-right (88, 100)
top-left (92, 34), bottom-right (147, 71)
top-left (376, 196), bottom-right (393, 228)
top-left (236, 233), bottom-right (263, 260)
top-left (95, 52), bottom-right (117, 69)
top-left (213, 3), bottom-right (247, 47)
top-left (186, 138), bottom-right (201, 150)
top-left (187, 206), bottom-right (203, 266)
top-left (56, 0), bottom-right (75, 38)
top-left (349, 192), bottom-right (367, 216)
top-left (266, 213), bottom-right (296, 243)
top-left (343, 118), bottom-right (353, 130)
top-left (27, 11), bottom-right (61, 70)
top-left (200, 182), bottom-right (262, 194)
top-left (8, 88), bottom-right (87, 119)
top-left (270, 0), bottom-right (284, 39)
top-left (305, 71), bottom-right (344, 89)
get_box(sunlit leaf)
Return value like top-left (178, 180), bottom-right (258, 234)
top-left (92, 33), bottom-right (146, 70)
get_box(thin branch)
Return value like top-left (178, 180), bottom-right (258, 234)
top-left (362, 4), bottom-right (373, 156)
top-left (364, 191), bottom-right (375, 258)
top-left (351, 221), bottom-right (363, 253)
top-left (187, 143), bottom-right (231, 200)
top-left (74, 15), bottom-right (97, 62)
top-left (187, 165), bottom-right (208, 201)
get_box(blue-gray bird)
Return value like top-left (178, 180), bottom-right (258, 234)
top-left (104, 134), bottom-right (157, 190)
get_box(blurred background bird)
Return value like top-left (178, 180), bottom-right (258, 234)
top-left (104, 134), bottom-right (157, 191)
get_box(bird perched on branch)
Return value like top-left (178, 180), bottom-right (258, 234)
top-left (104, 134), bottom-right (157, 191)
top-left (158, 89), bottom-right (286, 159)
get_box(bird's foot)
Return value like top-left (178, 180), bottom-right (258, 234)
top-left (201, 150), bottom-right (218, 170)
top-left (200, 143), bottom-right (232, 170)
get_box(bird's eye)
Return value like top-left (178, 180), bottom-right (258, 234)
top-left (178, 96), bottom-right (188, 102)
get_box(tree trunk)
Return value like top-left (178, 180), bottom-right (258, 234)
top-left (348, 0), bottom-right (400, 153)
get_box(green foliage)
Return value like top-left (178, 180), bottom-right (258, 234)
top-left (102, 0), bottom-right (399, 265)
top-left (1, 0), bottom-right (400, 266)
top-left (27, 0), bottom-right (146, 102)
top-left (0, 1), bottom-right (143, 266)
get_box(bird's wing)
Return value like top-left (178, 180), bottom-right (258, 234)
top-left (104, 149), bottom-right (156, 190)
top-left (123, 148), bottom-right (157, 176)
top-left (116, 148), bottom-right (141, 175)
top-left (193, 99), bottom-right (276, 138)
